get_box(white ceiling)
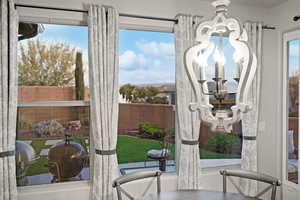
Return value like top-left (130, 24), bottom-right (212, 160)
top-left (205, 0), bottom-right (288, 8)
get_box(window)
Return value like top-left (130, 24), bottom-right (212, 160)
top-left (16, 23), bottom-right (90, 186)
top-left (117, 29), bottom-right (176, 174)
top-left (283, 33), bottom-right (300, 185)
top-left (117, 31), bottom-right (242, 175)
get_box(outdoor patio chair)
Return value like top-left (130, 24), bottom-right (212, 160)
top-left (144, 134), bottom-right (172, 171)
top-left (112, 170), bottom-right (162, 200)
top-left (220, 169), bottom-right (281, 200)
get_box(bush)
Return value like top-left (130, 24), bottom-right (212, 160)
top-left (138, 122), bottom-right (162, 139)
top-left (204, 133), bottom-right (239, 154)
top-left (164, 128), bottom-right (175, 139)
top-left (32, 120), bottom-right (65, 138)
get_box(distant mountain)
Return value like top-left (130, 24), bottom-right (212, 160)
top-left (135, 82), bottom-right (175, 87)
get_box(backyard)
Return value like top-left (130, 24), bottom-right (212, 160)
top-left (22, 135), bottom-right (240, 176)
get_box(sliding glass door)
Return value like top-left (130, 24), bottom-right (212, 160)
top-left (283, 30), bottom-right (300, 186)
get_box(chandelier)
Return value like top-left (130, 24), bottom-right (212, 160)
top-left (185, 0), bottom-right (257, 132)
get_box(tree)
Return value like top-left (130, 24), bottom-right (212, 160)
top-left (289, 75), bottom-right (299, 115)
top-left (119, 84), bottom-right (168, 104)
top-left (18, 39), bottom-right (76, 86)
top-left (75, 51), bottom-right (85, 100)
top-left (119, 84), bottom-right (136, 102)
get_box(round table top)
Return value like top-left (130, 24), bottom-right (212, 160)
top-left (136, 190), bottom-right (258, 200)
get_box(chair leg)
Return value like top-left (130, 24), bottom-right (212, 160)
top-left (144, 156), bottom-right (148, 168)
top-left (159, 159), bottom-right (166, 171)
top-left (271, 185), bottom-right (277, 200)
top-left (222, 174), bottom-right (227, 193)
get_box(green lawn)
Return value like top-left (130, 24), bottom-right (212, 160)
top-left (21, 135), bottom-right (240, 176)
top-left (117, 136), bottom-right (175, 163)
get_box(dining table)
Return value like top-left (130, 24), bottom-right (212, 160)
top-left (135, 189), bottom-right (258, 200)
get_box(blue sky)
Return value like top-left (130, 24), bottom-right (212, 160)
top-left (20, 23), bottom-right (267, 92)
top-left (24, 24), bottom-right (176, 86)
top-left (289, 39), bottom-right (299, 77)
top-left (119, 30), bottom-right (175, 85)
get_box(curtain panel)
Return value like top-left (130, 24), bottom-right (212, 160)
top-left (88, 5), bottom-right (119, 200)
top-left (174, 14), bottom-right (202, 190)
top-left (0, 0), bottom-right (18, 200)
top-left (240, 22), bottom-right (263, 196)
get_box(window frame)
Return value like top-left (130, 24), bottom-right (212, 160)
top-left (282, 29), bottom-right (300, 189)
top-left (16, 6), bottom-right (241, 196)
top-left (17, 16), bottom-right (91, 188)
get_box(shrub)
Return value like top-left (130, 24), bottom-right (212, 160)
top-left (32, 120), bottom-right (65, 138)
top-left (164, 128), bottom-right (175, 139)
top-left (138, 122), bottom-right (162, 139)
top-left (204, 133), bottom-right (239, 154)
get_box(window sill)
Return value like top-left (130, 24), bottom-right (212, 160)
top-left (18, 180), bottom-right (90, 194)
top-left (18, 159), bottom-right (241, 198)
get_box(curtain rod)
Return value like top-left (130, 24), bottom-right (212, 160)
top-left (15, 4), bottom-right (178, 23)
top-left (15, 4), bottom-right (276, 30)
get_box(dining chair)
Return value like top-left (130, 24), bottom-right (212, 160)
top-left (220, 170), bottom-right (281, 200)
top-left (112, 170), bottom-right (162, 200)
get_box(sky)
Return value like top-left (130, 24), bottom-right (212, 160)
top-left (289, 39), bottom-right (300, 77)
top-left (20, 23), bottom-right (298, 93)
top-left (119, 30), bottom-right (175, 85)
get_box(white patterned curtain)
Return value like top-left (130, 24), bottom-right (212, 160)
top-left (174, 14), bottom-right (202, 190)
top-left (0, 0), bottom-right (18, 200)
top-left (88, 5), bottom-right (119, 200)
top-left (240, 22), bottom-right (263, 196)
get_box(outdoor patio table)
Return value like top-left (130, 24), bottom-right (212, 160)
top-left (136, 190), bottom-right (258, 200)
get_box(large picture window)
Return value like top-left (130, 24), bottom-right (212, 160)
top-left (16, 23), bottom-right (90, 186)
top-left (116, 31), bottom-right (242, 175)
top-left (117, 29), bottom-right (176, 174)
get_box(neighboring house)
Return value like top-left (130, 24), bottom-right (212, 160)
top-left (157, 84), bottom-right (176, 105)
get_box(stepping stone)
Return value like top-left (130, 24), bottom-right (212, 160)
top-left (22, 140), bottom-right (32, 145)
top-left (45, 140), bottom-right (62, 146)
top-left (40, 149), bottom-right (49, 156)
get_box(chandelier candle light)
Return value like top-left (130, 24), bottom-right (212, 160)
top-left (185, 0), bottom-right (257, 132)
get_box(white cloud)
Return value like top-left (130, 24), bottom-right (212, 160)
top-left (120, 69), bottom-right (175, 85)
top-left (119, 50), bottom-right (148, 71)
top-left (136, 41), bottom-right (174, 59)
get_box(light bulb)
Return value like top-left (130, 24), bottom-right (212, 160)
top-left (214, 48), bottom-right (226, 66)
top-left (233, 50), bottom-right (242, 63)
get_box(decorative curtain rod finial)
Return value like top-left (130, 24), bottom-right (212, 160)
top-left (293, 15), bottom-right (300, 22)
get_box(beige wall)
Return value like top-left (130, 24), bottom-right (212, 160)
top-left (118, 103), bottom-right (175, 134)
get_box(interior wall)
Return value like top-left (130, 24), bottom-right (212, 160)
top-left (14, 0), bottom-right (278, 199)
top-left (15, 0), bottom-right (270, 27)
top-left (266, 0), bottom-right (300, 199)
